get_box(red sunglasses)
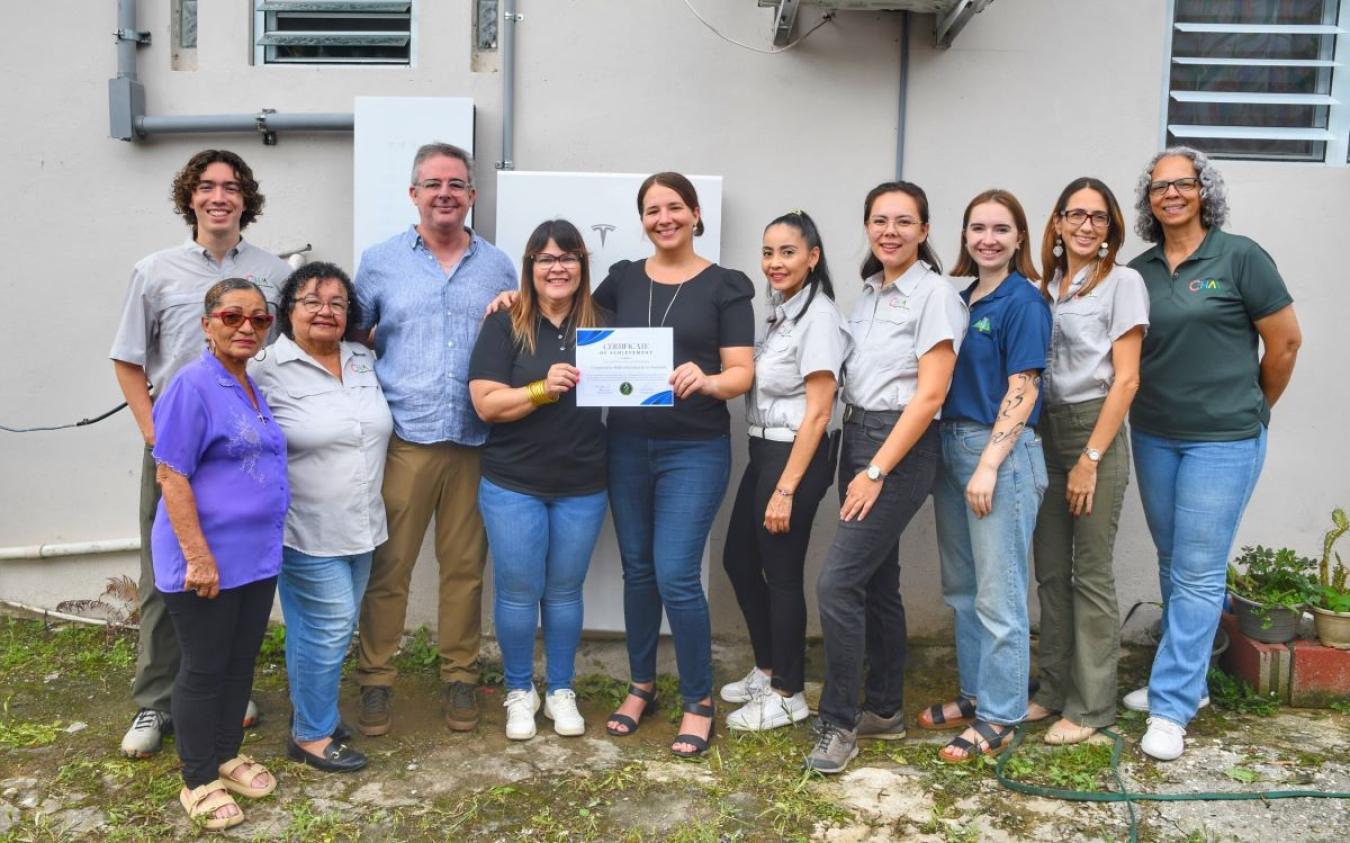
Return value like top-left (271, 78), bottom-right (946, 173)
top-left (211, 311), bottom-right (275, 330)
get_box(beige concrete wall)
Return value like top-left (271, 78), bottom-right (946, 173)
top-left (2, 1), bottom-right (1345, 646)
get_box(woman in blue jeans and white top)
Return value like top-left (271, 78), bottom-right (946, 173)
top-left (720, 210), bottom-right (849, 733)
top-left (805, 182), bottom-right (966, 775)
top-left (1124, 147), bottom-right (1300, 761)
top-left (252, 262), bottom-right (393, 774)
top-left (925, 189), bottom-right (1051, 764)
top-left (1027, 180), bottom-right (1149, 746)
top-left (597, 173), bottom-right (755, 757)
top-left (469, 219), bottom-right (609, 741)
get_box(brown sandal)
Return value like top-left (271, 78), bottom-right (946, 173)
top-left (180, 779), bottom-right (244, 830)
top-left (918, 696), bottom-right (977, 731)
top-left (939, 720), bottom-right (1016, 764)
top-left (217, 754), bottom-right (276, 798)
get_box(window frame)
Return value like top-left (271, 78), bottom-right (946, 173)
top-left (1160, 0), bottom-right (1350, 166)
top-left (252, 0), bottom-right (416, 67)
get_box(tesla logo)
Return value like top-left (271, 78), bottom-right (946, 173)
top-left (591, 223), bottom-right (616, 247)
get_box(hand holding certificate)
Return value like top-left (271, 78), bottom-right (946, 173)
top-left (576, 328), bottom-right (674, 407)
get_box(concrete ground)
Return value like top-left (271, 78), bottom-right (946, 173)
top-left (0, 610), bottom-right (1347, 842)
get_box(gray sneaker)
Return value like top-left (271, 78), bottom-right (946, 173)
top-left (855, 708), bottom-right (907, 741)
top-left (121, 708), bottom-right (172, 758)
top-left (804, 721), bottom-right (858, 774)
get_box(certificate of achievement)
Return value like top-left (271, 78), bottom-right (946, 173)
top-left (576, 328), bottom-right (674, 407)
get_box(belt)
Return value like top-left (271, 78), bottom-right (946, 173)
top-left (748, 424), bottom-right (797, 442)
top-left (842, 405), bottom-right (904, 426)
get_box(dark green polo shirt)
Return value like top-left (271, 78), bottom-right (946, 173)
top-left (1128, 228), bottom-right (1292, 441)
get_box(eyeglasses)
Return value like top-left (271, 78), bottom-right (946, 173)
top-left (1148, 178), bottom-right (1200, 196)
top-left (417, 179), bottom-right (471, 194)
top-left (533, 253), bottom-right (583, 269)
top-left (298, 297), bottom-right (348, 314)
top-left (1060, 209), bottom-right (1111, 228)
top-left (211, 311), bottom-right (275, 330)
top-left (869, 216), bottom-right (922, 230)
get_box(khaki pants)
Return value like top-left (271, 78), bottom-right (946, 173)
top-left (1031, 398), bottom-right (1129, 727)
top-left (356, 435), bottom-right (487, 686)
top-left (131, 446), bottom-right (180, 712)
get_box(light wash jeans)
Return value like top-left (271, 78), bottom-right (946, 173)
top-left (1131, 427), bottom-right (1266, 727)
top-left (478, 478), bottom-right (608, 692)
top-left (277, 547), bottom-right (373, 743)
top-left (935, 422), bottom-right (1048, 726)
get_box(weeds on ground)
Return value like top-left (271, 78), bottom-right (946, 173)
top-left (999, 741), bottom-right (1115, 792)
top-left (0, 716), bottom-right (62, 748)
top-left (0, 618), bottom-right (135, 681)
top-left (1207, 668), bottom-right (1280, 716)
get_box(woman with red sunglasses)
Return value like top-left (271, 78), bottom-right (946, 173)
top-left (150, 277), bottom-right (289, 830)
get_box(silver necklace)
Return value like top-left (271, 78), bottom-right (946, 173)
top-left (647, 275), bottom-right (685, 328)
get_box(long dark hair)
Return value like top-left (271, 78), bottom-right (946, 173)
top-left (763, 210), bottom-right (834, 323)
top-left (1038, 178), bottom-right (1126, 301)
top-left (860, 181), bottom-right (943, 279)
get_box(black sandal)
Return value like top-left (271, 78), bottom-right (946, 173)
top-left (606, 684), bottom-right (658, 737)
top-left (918, 696), bottom-right (977, 731)
top-left (939, 720), bottom-right (1016, 764)
top-left (670, 701), bottom-right (716, 758)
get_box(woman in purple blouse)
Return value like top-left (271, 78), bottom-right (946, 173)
top-left (151, 278), bottom-right (289, 831)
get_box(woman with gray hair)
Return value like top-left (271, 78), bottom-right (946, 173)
top-left (1124, 147), bottom-right (1301, 761)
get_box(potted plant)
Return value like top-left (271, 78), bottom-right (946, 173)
top-left (1226, 545), bottom-right (1316, 644)
top-left (1310, 508), bottom-right (1350, 649)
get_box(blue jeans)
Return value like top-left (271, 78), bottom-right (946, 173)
top-left (1131, 427), bottom-right (1266, 727)
top-left (608, 429), bottom-right (731, 703)
top-left (277, 548), bottom-right (372, 743)
top-left (478, 478), bottom-right (608, 692)
top-left (935, 422), bottom-right (1048, 726)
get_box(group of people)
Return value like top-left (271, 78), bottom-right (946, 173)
top-left (110, 141), bottom-right (1299, 829)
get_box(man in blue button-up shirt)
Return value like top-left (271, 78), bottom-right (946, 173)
top-left (351, 143), bottom-right (517, 736)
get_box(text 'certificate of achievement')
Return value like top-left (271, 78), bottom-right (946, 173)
top-left (576, 328), bottom-right (674, 407)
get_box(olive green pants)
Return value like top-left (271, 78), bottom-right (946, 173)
top-left (1031, 398), bottom-right (1128, 727)
top-left (131, 446), bottom-right (180, 712)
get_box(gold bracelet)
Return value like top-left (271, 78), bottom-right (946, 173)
top-left (527, 379), bottom-right (559, 406)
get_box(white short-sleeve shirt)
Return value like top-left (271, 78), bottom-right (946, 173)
top-left (1043, 264), bottom-right (1150, 405)
top-left (842, 262), bottom-right (968, 412)
top-left (746, 288), bottom-right (850, 431)
top-left (250, 336), bottom-right (394, 557)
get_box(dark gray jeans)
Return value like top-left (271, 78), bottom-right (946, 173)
top-left (816, 416), bottom-right (940, 729)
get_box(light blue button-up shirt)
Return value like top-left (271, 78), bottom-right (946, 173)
top-left (354, 226), bottom-right (517, 446)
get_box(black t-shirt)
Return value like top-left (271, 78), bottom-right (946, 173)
top-left (468, 309), bottom-right (608, 497)
top-left (593, 259), bottom-right (755, 440)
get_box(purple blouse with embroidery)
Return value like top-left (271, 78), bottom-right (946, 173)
top-left (151, 350), bottom-right (289, 593)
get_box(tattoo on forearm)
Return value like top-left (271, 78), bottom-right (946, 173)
top-left (989, 422), bottom-right (1025, 445)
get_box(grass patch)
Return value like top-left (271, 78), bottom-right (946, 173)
top-left (1207, 668), bottom-right (1280, 716)
top-left (999, 741), bottom-right (1115, 792)
top-left (0, 618), bottom-right (136, 681)
top-left (0, 717), bottom-right (62, 748)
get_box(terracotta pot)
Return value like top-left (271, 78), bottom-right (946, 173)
top-left (1230, 593), bottom-right (1302, 644)
top-left (1310, 605), bottom-right (1350, 650)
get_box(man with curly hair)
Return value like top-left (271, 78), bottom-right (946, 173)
top-left (109, 149), bottom-right (292, 758)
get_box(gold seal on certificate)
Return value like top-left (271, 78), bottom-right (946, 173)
top-left (576, 328), bottom-right (675, 407)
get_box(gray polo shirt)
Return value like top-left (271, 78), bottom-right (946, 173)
top-left (250, 336), bottom-right (394, 557)
top-left (110, 238), bottom-right (290, 394)
top-left (1044, 264), bottom-right (1151, 406)
top-left (746, 288), bottom-right (850, 431)
top-left (842, 263), bottom-right (968, 412)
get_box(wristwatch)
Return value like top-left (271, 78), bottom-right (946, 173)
top-left (1082, 447), bottom-right (1102, 463)
top-left (866, 464), bottom-right (886, 482)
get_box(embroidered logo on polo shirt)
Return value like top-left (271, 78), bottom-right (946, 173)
top-left (1187, 278), bottom-right (1224, 293)
top-left (888, 296), bottom-right (909, 308)
top-left (348, 358), bottom-right (373, 373)
top-left (973, 317), bottom-right (992, 334)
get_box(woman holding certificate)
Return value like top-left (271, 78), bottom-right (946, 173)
top-left (720, 210), bottom-right (849, 732)
top-left (469, 219), bottom-right (609, 742)
top-left (598, 172), bottom-right (755, 758)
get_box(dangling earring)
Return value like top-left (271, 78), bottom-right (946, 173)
top-left (254, 347), bottom-right (268, 362)
top-left (205, 337), bottom-right (216, 354)
top-left (1052, 238), bottom-right (1064, 258)
top-left (1098, 242), bottom-right (1109, 258)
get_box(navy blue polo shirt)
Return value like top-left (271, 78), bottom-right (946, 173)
top-left (942, 272), bottom-right (1052, 426)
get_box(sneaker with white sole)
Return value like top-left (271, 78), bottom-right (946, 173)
top-left (855, 708), bottom-right (907, 741)
top-left (1122, 687), bottom-right (1209, 713)
top-left (803, 720), bottom-right (858, 774)
top-left (720, 666), bottom-right (771, 704)
top-left (121, 708), bottom-right (172, 758)
top-left (504, 686), bottom-right (540, 741)
top-left (544, 689), bottom-right (586, 736)
top-left (727, 691), bottom-right (809, 731)
top-left (1141, 716), bottom-right (1186, 760)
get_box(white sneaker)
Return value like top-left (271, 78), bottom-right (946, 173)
top-left (1141, 716), bottom-right (1186, 761)
top-left (720, 666), bottom-right (772, 703)
top-left (544, 689), bottom-right (586, 736)
top-left (727, 691), bottom-right (809, 731)
top-left (243, 698), bottom-right (261, 728)
top-left (503, 686), bottom-right (540, 741)
top-left (121, 708), bottom-right (172, 758)
top-left (1122, 687), bottom-right (1210, 713)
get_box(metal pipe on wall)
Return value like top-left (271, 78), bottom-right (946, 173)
top-left (0, 538), bottom-right (140, 562)
top-left (138, 113), bottom-right (355, 136)
top-left (895, 10), bottom-right (910, 180)
top-left (499, 0), bottom-right (519, 170)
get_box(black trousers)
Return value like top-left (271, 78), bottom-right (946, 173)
top-left (816, 418), bottom-right (940, 728)
top-left (161, 576), bottom-right (277, 788)
top-left (722, 435), bottom-right (834, 694)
